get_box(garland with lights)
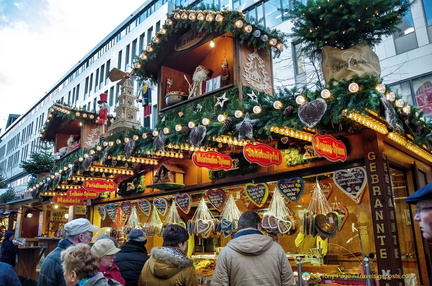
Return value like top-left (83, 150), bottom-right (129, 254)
top-left (132, 9), bottom-right (286, 81)
top-left (39, 103), bottom-right (114, 140)
top-left (31, 74), bottom-right (432, 195)
top-left (287, 0), bottom-right (410, 58)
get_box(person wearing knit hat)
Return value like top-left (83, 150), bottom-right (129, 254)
top-left (92, 239), bottom-right (125, 285)
top-left (0, 231), bottom-right (18, 267)
top-left (38, 218), bottom-right (98, 286)
top-left (114, 229), bottom-right (149, 286)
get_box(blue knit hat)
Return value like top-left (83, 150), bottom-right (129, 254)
top-left (4, 231), bottom-right (14, 240)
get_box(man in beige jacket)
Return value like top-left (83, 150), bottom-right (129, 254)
top-left (211, 211), bottom-right (296, 286)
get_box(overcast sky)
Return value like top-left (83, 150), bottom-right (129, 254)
top-left (0, 0), bottom-right (144, 134)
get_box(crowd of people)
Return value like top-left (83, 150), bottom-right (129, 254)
top-left (0, 180), bottom-right (431, 286)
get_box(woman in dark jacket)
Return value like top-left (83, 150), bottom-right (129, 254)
top-left (114, 229), bottom-right (150, 286)
top-left (0, 231), bottom-right (18, 267)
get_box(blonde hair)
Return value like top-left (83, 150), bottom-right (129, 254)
top-left (61, 243), bottom-right (100, 281)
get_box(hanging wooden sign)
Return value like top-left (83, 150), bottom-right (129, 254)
top-left (67, 188), bottom-right (99, 200)
top-left (206, 189), bottom-right (226, 212)
top-left (83, 179), bottom-right (117, 193)
top-left (192, 150), bottom-right (233, 170)
top-left (153, 197), bottom-right (168, 216)
top-left (244, 183), bottom-right (269, 207)
top-left (243, 143), bottom-right (283, 166)
top-left (53, 195), bottom-right (83, 206)
top-left (175, 193), bottom-right (192, 214)
top-left (333, 167), bottom-right (367, 203)
top-left (174, 29), bottom-right (206, 51)
top-left (277, 177), bottom-right (305, 202)
top-left (138, 199), bottom-right (151, 216)
top-left (312, 134), bottom-right (347, 162)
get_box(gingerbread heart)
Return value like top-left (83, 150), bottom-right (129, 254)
top-left (244, 183), bottom-right (269, 207)
top-left (268, 215), bottom-right (278, 229)
top-left (206, 189), bottom-right (226, 212)
top-left (298, 98), bottom-right (327, 128)
top-left (153, 198), bottom-right (168, 216)
top-left (220, 218), bottom-right (232, 229)
top-left (261, 214), bottom-right (271, 230)
top-left (315, 212), bottom-right (339, 238)
top-left (175, 193), bottom-right (191, 214)
top-left (187, 220), bottom-right (194, 236)
top-left (196, 219), bottom-right (211, 234)
top-left (105, 204), bottom-right (117, 221)
top-left (278, 177), bottom-right (305, 202)
top-left (121, 201), bottom-right (132, 217)
top-left (333, 205), bottom-right (349, 230)
top-left (333, 167), bottom-right (367, 203)
top-left (98, 205), bottom-right (106, 220)
top-left (278, 219), bottom-right (292, 234)
top-left (138, 199), bottom-right (151, 216)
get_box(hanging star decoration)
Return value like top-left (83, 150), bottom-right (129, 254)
top-left (236, 112), bottom-right (259, 140)
top-left (215, 93), bottom-right (229, 107)
top-left (196, 103), bottom-right (203, 112)
top-left (247, 90), bottom-right (258, 102)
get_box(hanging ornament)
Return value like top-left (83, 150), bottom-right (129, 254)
top-left (219, 194), bottom-right (242, 237)
top-left (196, 104), bottom-right (203, 112)
top-left (283, 106), bottom-right (294, 116)
top-left (223, 117), bottom-right (233, 131)
top-left (153, 134), bottom-right (166, 151)
top-left (348, 82), bottom-right (359, 93)
top-left (189, 125), bottom-right (207, 147)
top-left (215, 93), bottom-right (229, 107)
top-left (106, 204), bottom-right (117, 221)
top-left (165, 200), bottom-right (183, 226)
top-left (124, 139), bottom-right (136, 158)
top-left (181, 126), bottom-right (190, 136)
top-left (273, 101), bottom-right (283, 109)
top-left (82, 156), bottom-right (93, 171)
top-left (298, 98), bottom-right (327, 128)
top-left (379, 95), bottom-right (400, 132)
top-left (236, 112), bottom-right (259, 140)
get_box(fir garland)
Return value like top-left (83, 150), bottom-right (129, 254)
top-left (132, 9), bottom-right (286, 81)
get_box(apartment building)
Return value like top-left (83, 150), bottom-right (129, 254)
top-left (0, 0), bottom-right (431, 195)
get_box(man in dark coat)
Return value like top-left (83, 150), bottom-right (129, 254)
top-left (114, 229), bottom-right (149, 286)
top-left (0, 231), bottom-right (18, 267)
top-left (37, 218), bottom-right (98, 286)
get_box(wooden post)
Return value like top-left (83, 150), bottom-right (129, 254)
top-left (362, 129), bottom-right (404, 286)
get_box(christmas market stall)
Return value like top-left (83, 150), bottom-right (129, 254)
top-left (28, 3), bottom-right (431, 286)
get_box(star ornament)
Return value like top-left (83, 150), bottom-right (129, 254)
top-left (236, 112), bottom-right (259, 140)
top-left (247, 90), bottom-right (258, 102)
top-left (215, 93), bottom-right (229, 107)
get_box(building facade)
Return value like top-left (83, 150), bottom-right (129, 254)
top-left (0, 0), bottom-right (431, 195)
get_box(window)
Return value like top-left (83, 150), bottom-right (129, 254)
top-left (264, 0), bottom-right (283, 27)
top-left (118, 50), bottom-right (123, 69)
top-left (293, 43), bottom-right (305, 75)
top-left (147, 27), bottom-right (153, 45)
top-left (109, 86), bottom-right (115, 107)
top-left (422, 0), bottom-right (432, 42)
top-left (100, 64), bottom-right (105, 86)
top-left (106, 60), bottom-right (111, 81)
top-left (139, 33), bottom-right (145, 55)
top-left (394, 7), bottom-right (418, 54)
top-left (95, 68), bottom-right (100, 90)
top-left (126, 44), bottom-right (130, 70)
top-left (390, 73), bottom-right (432, 118)
top-left (85, 77), bottom-right (89, 96)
